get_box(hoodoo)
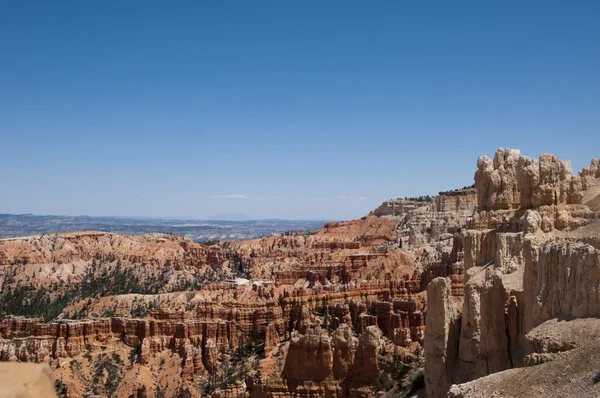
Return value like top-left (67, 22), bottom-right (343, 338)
top-left (1, 149), bottom-right (598, 397)
top-left (425, 149), bottom-right (600, 397)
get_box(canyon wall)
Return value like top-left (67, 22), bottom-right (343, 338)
top-left (425, 149), bottom-right (600, 397)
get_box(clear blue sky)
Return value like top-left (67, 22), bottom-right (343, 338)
top-left (1, 1), bottom-right (599, 220)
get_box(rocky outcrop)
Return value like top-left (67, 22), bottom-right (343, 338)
top-left (454, 268), bottom-right (511, 383)
top-left (276, 324), bottom-right (381, 395)
top-left (232, 216), bottom-right (405, 282)
top-left (435, 189), bottom-right (477, 213)
top-left (368, 190), bottom-right (477, 254)
top-left (0, 315), bottom-right (235, 370)
top-left (475, 148), bottom-right (522, 211)
top-left (522, 241), bottom-right (600, 333)
top-left (370, 190), bottom-right (476, 217)
top-left (283, 326), bottom-right (333, 382)
top-left (448, 318), bottom-right (600, 398)
top-left (474, 148), bottom-right (600, 212)
top-left (425, 148), bottom-right (600, 398)
top-left (369, 199), bottom-right (426, 217)
top-left (349, 326), bottom-right (381, 385)
top-left (332, 324), bottom-right (356, 380)
top-left (424, 277), bottom-right (460, 398)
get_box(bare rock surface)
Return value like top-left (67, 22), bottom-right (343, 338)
top-left (283, 326), bottom-right (333, 382)
top-left (425, 148), bottom-right (600, 398)
top-left (424, 277), bottom-right (460, 398)
top-left (449, 318), bottom-right (600, 398)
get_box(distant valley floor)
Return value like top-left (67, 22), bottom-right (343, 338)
top-left (0, 213), bottom-right (328, 241)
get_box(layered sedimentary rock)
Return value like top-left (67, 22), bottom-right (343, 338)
top-left (475, 148), bottom-right (600, 212)
top-left (522, 241), bottom-right (600, 333)
top-left (0, 273), bottom-right (429, 392)
top-left (425, 148), bottom-right (600, 397)
top-left (0, 231), bottom-right (232, 309)
top-left (371, 189), bottom-right (476, 250)
top-left (0, 215), bottom-right (444, 397)
top-left (434, 189), bottom-right (477, 213)
top-left (0, 231), bottom-right (228, 269)
top-left (232, 210), bottom-right (463, 396)
top-left (369, 199), bottom-right (425, 217)
top-left (257, 324), bottom-right (382, 397)
top-left (370, 189), bottom-right (476, 217)
top-left (232, 216), bottom-right (406, 281)
top-left (283, 326), bottom-right (333, 382)
top-left (349, 326), bottom-right (381, 385)
top-left (424, 278), bottom-right (459, 398)
top-left (454, 268), bottom-right (512, 383)
top-left (0, 315), bottom-right (234, 368)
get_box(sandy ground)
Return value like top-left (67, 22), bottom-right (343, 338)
top-left (449, 318), bottom-right (600, 397)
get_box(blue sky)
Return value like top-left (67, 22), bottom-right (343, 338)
top-left (1, 1), bottom-right (599, 220)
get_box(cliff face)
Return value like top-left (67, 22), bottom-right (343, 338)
top-left (424, 278), bottom-right (460, 397)
top-left (368, 190), bottom-right (476, 248)
top-left (434, 189), bottom-right (478, 213)
top-left (425, 149), bottom-right (600, 397)
top-left (369, 199), bottom-right (426, 217)
top-left (475, 148), bottom-right (599, 211)
top-left (370, 189), bottom-right (476, 217)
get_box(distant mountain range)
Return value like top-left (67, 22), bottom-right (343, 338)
top-left (0, 213), bottom-right (331, 241)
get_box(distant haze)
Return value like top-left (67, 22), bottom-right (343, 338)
top-left (0, 213), bottom-right (328, 241)
top-left (204, 213), bottom-right (253, 221)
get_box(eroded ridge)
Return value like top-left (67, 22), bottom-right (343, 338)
top-left (424, 149), bottom-right (600, 398)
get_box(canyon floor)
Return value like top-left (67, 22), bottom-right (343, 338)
top-left (1, 148), bottom-right (600, 398)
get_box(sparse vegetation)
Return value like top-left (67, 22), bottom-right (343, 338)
top-left (91, 352), bottom-right (125, 396)
top-left (197, 239), bottom-right (220, 246)
top-left (128, 343), bottom-right (139, 368)
top-left (0, 257), bottom-right (227, 321)
top-left (593, 370), bottom-right (600, 384)
top-left (54, 378), bottom-right (67, 397)
top-left (155, 387), bottom-right (166, 398)
top-left (0, 283), bottom-right (73, 321)
top-left (174, 387), bottom-right (193, 398)
top-left (438, 184), bottom-right (476, 195)
top-left (374, 371), bottom-right (395, 392)
top-left (199, 332), bottom-right (264, 394)
top-left (402, 195), bottom-right (433, 202)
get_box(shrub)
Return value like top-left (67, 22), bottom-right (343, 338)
top-left (374, 371), bottom-right (395, 392)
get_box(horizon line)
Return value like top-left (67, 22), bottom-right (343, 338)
top-left (0, 212), bottom-right (340, 222)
